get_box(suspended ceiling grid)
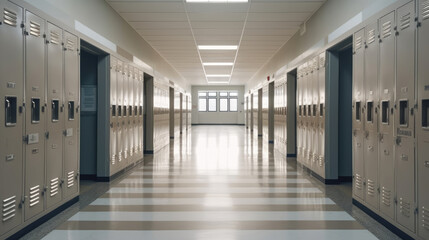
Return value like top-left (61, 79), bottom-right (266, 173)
top-left (106, 0), bottom-right (326, 85)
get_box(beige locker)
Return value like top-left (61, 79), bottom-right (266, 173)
top-left (0, 2), bottom-right (24, 235)
top-left (353, 28), bottom-right (366, 201)
top-left (122, 64), bottom-right (129, 163)
top-left (133, 67), bottom-right (139, 161)
top-left (364, 21), bottom-right (380, 210)
top-left (23, 10), bottom-right (45, 221)
top-left (317, 52), bottom-right (326, 177)
top-left (418, 0), bottom-right (429, 238)
top-left (311, 57), bottom-right (319, 172)
top-left (110, 57), bottom-right (118, 173)
top-left (116, 60), bottom-right (123, 164)
top-left (46, 22), bottom-right (64, 209)
top-left (138, 70), bottom-right (144, 159)
top-left (378, 11), bottom-right (396, 220)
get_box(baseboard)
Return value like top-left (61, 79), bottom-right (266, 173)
top-left (7, 196), bottom-right (79, 240)
top-left (192, 123), bottom-right (245, 126)
top-left (299, 163), bottom-right (339, 185)
top-left (339, 176), bottom-right (353, 182)
top-left (144, 150), bottom-right (154, 154)
top-left (80, 174), bottom-right (96, 180)
top-left (286, 154), bottom-right (297, 158)
top-left (352, 199), bottom-right (414, 240)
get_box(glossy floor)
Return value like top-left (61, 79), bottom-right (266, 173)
top-left (24, 126), bottom-right (400, 240)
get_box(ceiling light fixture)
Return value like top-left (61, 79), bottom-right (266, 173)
top-left (206, 74), bottom-right (231, 77)
top-left (187, 0), bottom-right (248, 3)
top-left (198, 45), bottom-right (238, 50)
top-left (203, 62), bottom-right (234, 66)
top-left (207, 81), bottom-right (230, 84)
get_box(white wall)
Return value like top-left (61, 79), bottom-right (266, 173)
top-left (247, 0), bottom-right (400, 91)
top-left (192, 86), bottom-right (245, 125)
top-left (21, 0), bottom-right (189, 91)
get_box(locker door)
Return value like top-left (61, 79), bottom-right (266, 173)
top-left (364, 21), bottom-right (380, 210)
top-left (0, 2), bottom-right (24, 235)
top-left (122, 64), bottom-right (128, 163)
top-left (127, 67), bottom-right (134, 164)
top-left (63, 31), bottom-right (79, 199)
top-left (378, 11), bottom-right (395, 220)
top-left (318, 53), bottom-right (326, 176)
top-left (134, 69), bottom-right (139, 161)
top-left (262, 85), bottom-right (268, 142)
top-left (139, 70), bottom-right (144, 159)
top-left (46, 22), bottom-right (64, 208)
top-left (117, 60), bottom-right (123, 164)
top-left (418, 0), bottom-right (429, 238)
top-left (353, 28), bottom-right (365, 200)
top-left (110, 57), bottom-right (117, 173)
top-left (24, 11), bottom-right (45, 221)
top-left (250, 94), bottom-right (253, 132)
top-left (297, 71), bottom-right (302, 163)
top-left (312, 57), bottom-right (319, 172)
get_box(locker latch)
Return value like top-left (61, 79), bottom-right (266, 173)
top-left (45, 131), bottom-right (50, 139)
top-left (424, 161), bottom-right (429, 168)
top-left (395, 137), bottom-right (402, 146)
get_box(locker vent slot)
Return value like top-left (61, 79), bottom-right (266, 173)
top-left (399, 100), bottom-right (409, 127)
top-left (399, 198), bottom-right (411, 217)
top-left (29, 21), bottom-right (41, 37)
top-left (50, 178), bottom-right (59, 197)
top-left (308, 105), bottom-right (312, 117)
top-left (139, 106), bottom-right (143, 116)
top-left (299, 106), bottom-right (302, 116)
top-left (422, 1), bottom-right (429, 20)
top-left (67, 171), bottom-right (74, 188)
top-left (31, 98), bottom-right (40, 123)
top-left (66, 38), bottom-right (74, 50)
top-left (423, 207), bottom-right (429, 230)
top-left (112, 105), bottom-right (116, 117)
top-left (118, 106), bottom-right (122, 117)
top-left (134, 106), bottom-right (138, 116)
top-left (356, 101), bottom-right (361, 121)
top-left (367, 102), bottom-right (374, 123)
top-left (367, 179), bottom-right (375, 196)
top-left (129, 106), bottom-right (133, 116)
top-left (318, 156), bottom-right (324, 167)
top-left (51, 100), bottom-right (59, 122)
top-left (381, 187), bottom-right (391, 206)
top-left (50, 30), bottom-right (60, 45)
top-left (5, 96), bottom-right (17, 127)
top-left (313, 105), bottom-right (317, 117)
top-left (68, 101), bottom-right (75, 121)
top-left (354, 36), bottom-right (363, 51)
top-left (367, 29), bottom-right (376, 44)
top-left (355, 174), bottom-right (363, 190)
top-left (123, 106), bottom-right (127, 116)
top-left (29, 185), bottom-right (40, 207)
top-left (381, 101), bottom-right (389, 124)
top-left (3, 8), bottom-right (17, 27)
top-left (381, 21), bottom-right (392, 39)
top-left (320, 104), bottom-right (324, 117)
top-left (400, 13), bottom-right (411, 30)
top-left (422, 99), bottom-right (429, 128)
top-left (2, 196), bottom-right (16, 222)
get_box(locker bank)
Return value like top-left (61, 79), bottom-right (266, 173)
top-left (0, 0), bottom-right (428, 239)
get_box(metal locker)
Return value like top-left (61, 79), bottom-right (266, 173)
top-left (304, 63), bottom-right (311, 167)
top-left (138, 70), bottom-right (144, 159)
top-left (63, 31), bottom-right (79, 199)
top-left (116, 60), bottom-right (123, 164)
top-left (250, 94), bottom-right (253, 132)
top-left (0, 2), bottom-right (24, 235)
top-left (311, 57), bottom-right (319, 173)
top-left (253, 91), bottom-right (258, 136)
top-left (188, 95), bottom-right (192, 131)
top-left (127, 66), bottom-right (134, 163)
top-left (175, 90), bottom-right (180, 138)
top-left (133, 67), bottom-right (139, 161)
top-left (318, 52), bottom-right (326, 177)
top-left (364, 21), bottom-right (380, 210)
top-left (258, 88), bottom-right (263, 137)
top-left (46, 22), bottom-right (64, 209)
top-left (353, 28), bottom-right (366, 200)
top-left (297, 67), bottom-right (302, 164)
top-left (262, 84), bottom-right (269, 142)
top-left (122, 64), bottom-right (129, 163)
top-left (378, 11), bottom-right (396, 220)
top-left (418, 0), bottom-right (429, 238)
top-left (23, 11), bottom-right (45, 221)
top-left (110, 57), bottom-right (118, 173)
top-left (180, 92), bottom-right (184, 134)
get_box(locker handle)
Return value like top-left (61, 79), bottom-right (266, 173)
top-left (425, 161), bottom-right (429, 168)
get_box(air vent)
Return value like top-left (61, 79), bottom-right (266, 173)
top-left (399, 198), bottom-right (411, 217)
top-left (29, 21), bottom-right (41, 37)
top-left (422, 1), bottom-right (429, 20)
top-left (67, 171), bottom-right (74, 188)
top-left (111, 154), bottom-right (116, 165)
top-left (29, 185), bottom-right (40, 207)
top-left (318, 156), bottom-right (324, 167)
top-left (367, 179), bottom-right (375, 196)
top-left (50, 30), bottom-right (60, 45)
top-left (382, 21), bottom-right (392, 39)
top-left (400, 13), bottom-right (411, 30)
top-left (2, 196), bottom-right (16, 222)
top-left (367, 29), bottom-right (376, 44)
top-left (50, 177), bottom-right (59, 197)
top-left (66, 38), bottom-right (74, 51)
top-left (423, 206), bottom-right (429, 230)
top-left (381, 187), bottom-right (391, 206)
top-left (3, 8), bottom-right (17, 27)
top-left (355, 36), bottom-right (363, 51)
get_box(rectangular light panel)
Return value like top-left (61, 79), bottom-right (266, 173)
top-left (198, 45), bottom-right (238, 50)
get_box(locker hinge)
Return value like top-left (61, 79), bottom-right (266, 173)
top-left (23, 135), bottom-right (28, 143)
top-left (415, 208), bottom-right (419, 215)
top-left (377, 187), bottom-right (380, 193)
top-left (45, 131), bottom-right (50, 139)
top-left (43, 33), bottom-right (46, 39)
top-left (19, 196), bottom-right (25, 208)
top-left (394, 197), bottom-right (398, 204)
top-left (410, 108), bottom-right (414, 116)
top-left (24, 30), bottom-right (29, 36)
top-left (20, 23), bottom-right (24, 29)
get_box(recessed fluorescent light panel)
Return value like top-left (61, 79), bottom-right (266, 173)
top-left (187, 0), bottom-right (248, 2)
top-left (198, 45), bottom-right (238, 50)
top-left (206, 74), bottom-right (231, 77)
top-left (203, 62), bottom-right (234, 66)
